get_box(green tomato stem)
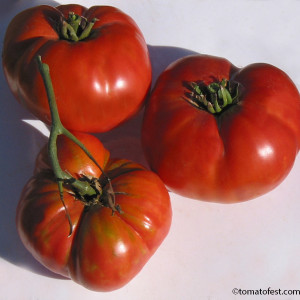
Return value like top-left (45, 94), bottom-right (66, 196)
top-left (36, 56), bottom-right (101, 195)
top-left (36, 56), bottom-right (114, 235)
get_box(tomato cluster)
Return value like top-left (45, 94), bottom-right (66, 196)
top-left (3, 4), bottom-right (169, 292)
top-left (2, 3), bottom-right (300, 292)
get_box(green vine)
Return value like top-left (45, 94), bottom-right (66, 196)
top-left (36, 56), bottom-right (120, 236)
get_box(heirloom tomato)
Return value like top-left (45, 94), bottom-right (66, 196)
top-left (2, 4), bottom-right (151, 132)
top-left (16, 132), bottom-right (171, 291)
top-left (142, 54), bottom-right (300, 203)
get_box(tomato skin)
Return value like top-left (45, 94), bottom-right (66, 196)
top-left (16, 133), bottom-right (171, 291)
top-left (2, 4), bottom-right (151, 132)
top-left (142, 54), bottom-right (300, 203)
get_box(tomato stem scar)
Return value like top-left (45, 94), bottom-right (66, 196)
top-left (185, 78), bottom-right (240, 114)
top-left (60, 12), bottom-right (98, 42)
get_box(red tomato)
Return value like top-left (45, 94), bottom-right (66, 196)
top-left (142, 54), bottom-right (300, 203)
top-left (16, 132), bottom-right (171, 291)
top-left (2, 4), bottom-right (151, 132)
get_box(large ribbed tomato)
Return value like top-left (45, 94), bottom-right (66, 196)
top-left (2, 4), bottom-right (151, 132)
top-left (142, 54), bottom-right (300, 203)
top-left (16, 132), bottom-right (171, 291)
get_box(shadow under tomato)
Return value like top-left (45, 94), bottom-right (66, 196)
top-left (0, 2), bottom-right (197, 278)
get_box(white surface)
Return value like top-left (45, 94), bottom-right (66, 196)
top-left (1, 1), bottom-right (300, 299)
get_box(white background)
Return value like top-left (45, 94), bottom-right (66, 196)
top-left (1, 1), bottom-right (300, 299)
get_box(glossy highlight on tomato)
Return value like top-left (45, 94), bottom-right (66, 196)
top-left (2, 4), bottom-right (151, 132)
top-left (16, 133), bottom-right (172, 292)
top-left (142, 54), bottom-right (300, 203)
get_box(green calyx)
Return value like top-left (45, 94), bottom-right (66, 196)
top-left (186, 78), bottom-right (240, 114)
top-left (60, 11), bottom-right (98, 42)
